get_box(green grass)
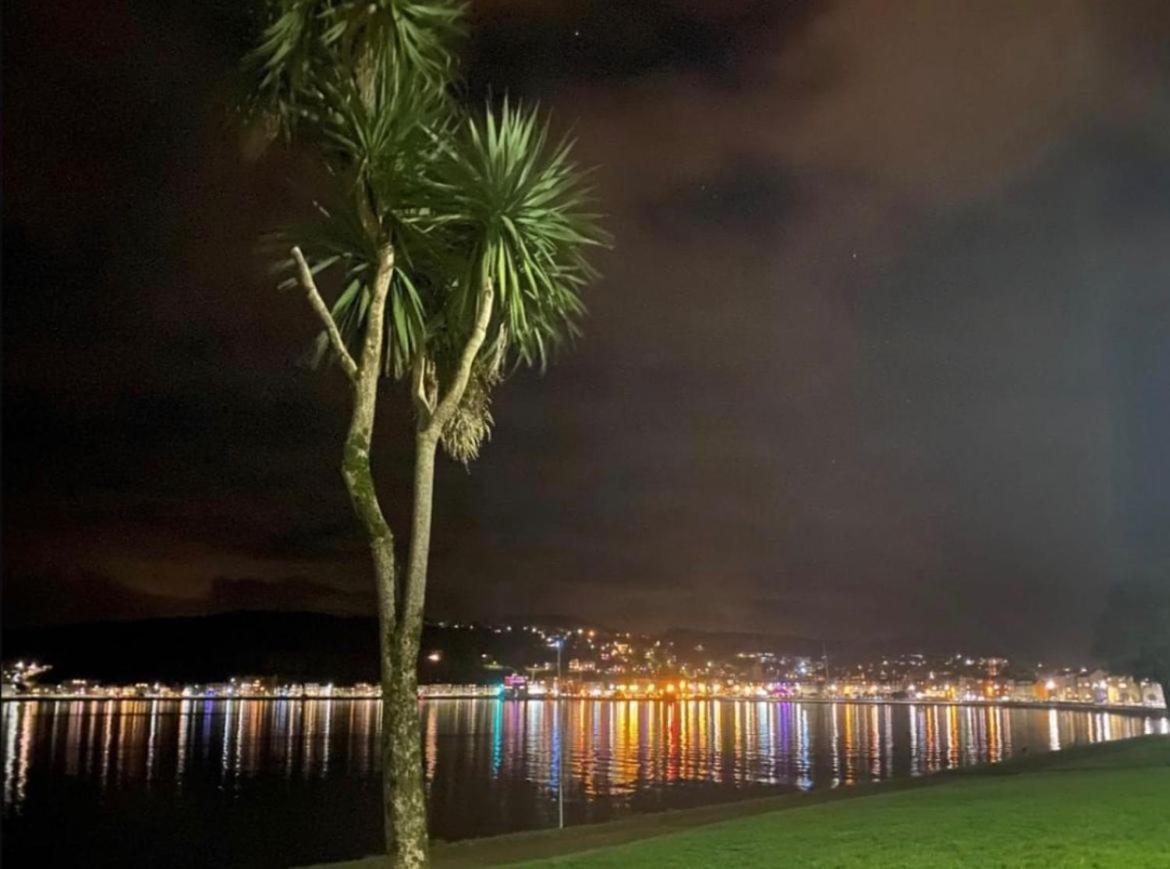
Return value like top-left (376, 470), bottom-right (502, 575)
top-left (313, 736), bottom-right (1170, 868)
top-left (524, 737), bottom-right (1170, 868)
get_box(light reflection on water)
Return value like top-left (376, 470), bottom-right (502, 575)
top-left (2, 699), bottom-right (1167, 866)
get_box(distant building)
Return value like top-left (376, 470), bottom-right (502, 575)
top-left (418, 684), bottom-right (502, 698)
top-left (1039, 671), bottom-right (1165, 708)
top-left (1141, 681), bottom-right (1166, 709)
top-left (1007, 680), bottom-right (1040, 702)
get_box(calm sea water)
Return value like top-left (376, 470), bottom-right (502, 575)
top-left (3, 698), bottom-right (1166, 867)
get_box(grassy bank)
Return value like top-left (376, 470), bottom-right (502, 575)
top-left (317, 735), bottom-right (1170, 868)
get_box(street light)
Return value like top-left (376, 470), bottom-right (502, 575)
top-left (549, 636), bottom-right (566, 829)
top-left (547, 637), bottom-right (564, 692)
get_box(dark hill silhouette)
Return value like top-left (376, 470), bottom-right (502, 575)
top-left (4, 612), bottom-right (381, 683)
top-left (2, 613), bottom-right (552, 684)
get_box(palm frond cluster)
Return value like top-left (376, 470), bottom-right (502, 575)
top-left (251, 0), bottom-right (607, 459)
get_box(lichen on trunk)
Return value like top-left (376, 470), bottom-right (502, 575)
top-left (387, 638), bottom-right (427, 867)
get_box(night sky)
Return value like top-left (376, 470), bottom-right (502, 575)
top-left (4, 1), bottom-right (1169, 661)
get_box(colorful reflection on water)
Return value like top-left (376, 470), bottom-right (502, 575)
top-left (2, 699), bottom-right (1166, 867)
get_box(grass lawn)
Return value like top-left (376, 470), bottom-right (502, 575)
top-left (316, 735), bottom-right (1170, 868)
top-left (523, 736), bottom-right (1170, 868)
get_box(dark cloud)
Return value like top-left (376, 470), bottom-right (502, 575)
top-left (646, 163), bottom-right (802, 234)
top-left (1, 567), bottom-right (367, 628)
top-left (4, 0), bottom-right (1169, 662)
top-left (206, 576), bottom-right (372, 615)
top-left (3, 571), bottom-right (186, 626)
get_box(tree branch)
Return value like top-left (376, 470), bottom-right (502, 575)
top-left (412, 354), bottom-right (436, 422)
top-left (425, 281), bottom-right (495, 438)
top-left (291, 246), bottom-right (358, 383)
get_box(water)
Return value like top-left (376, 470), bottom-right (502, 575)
top-left (3, 698), bottom-right (1166, 867)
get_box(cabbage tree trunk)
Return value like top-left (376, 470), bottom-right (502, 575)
top-left (295, 244), bottom-right (494, 867)
top-left (382, 432), bottom-right (436, 867)
top-left (295, 242), bottom-right (410, 862)
top-left (385, 644), bottom-right (427, 867)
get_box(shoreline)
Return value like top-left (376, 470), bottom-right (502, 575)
top-left (1, 693), bottom-right (1164, 717)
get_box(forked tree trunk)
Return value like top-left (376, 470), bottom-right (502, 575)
top-left (310, 250), bottom-right (492, 868)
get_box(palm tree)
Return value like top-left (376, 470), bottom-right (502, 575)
top-left (245, 3), bottom-right (606, 865)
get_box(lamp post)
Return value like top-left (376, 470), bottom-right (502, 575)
top-left (551, 637), bottom-right (565, 829)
